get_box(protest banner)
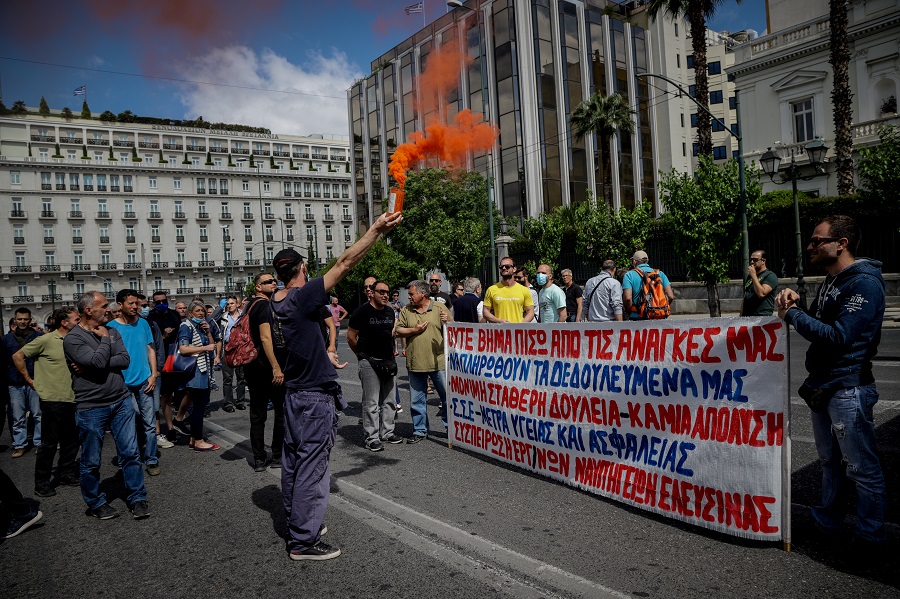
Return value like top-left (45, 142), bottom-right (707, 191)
top-left (445, 318), bottom-right (790, 542)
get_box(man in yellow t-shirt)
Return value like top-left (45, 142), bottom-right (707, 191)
top-left (483, 257), bottom-right (535, 323)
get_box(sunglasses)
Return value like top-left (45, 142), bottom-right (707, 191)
top-left (153, 299), bottom-right (167, 304)
top-left (259, 279), bottom-right (277, 285)
top-left (808, 236), bottom-right (841, 248)
top-left (500, 264), bottom-right (515, 270)
top-left (374, 288), bottom-right (390, 294)
top-left (429, 279), bottom-right (441, 283)
top-left (749, 257), bottom-right (763, 263)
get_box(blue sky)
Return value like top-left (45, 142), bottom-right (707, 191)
top-left (0, 0), bottom-right (766, 137)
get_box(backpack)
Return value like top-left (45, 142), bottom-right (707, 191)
top-left (224, 297), bottom-right (266, 367)
top-left (630, 268), bottom-right (670, 320)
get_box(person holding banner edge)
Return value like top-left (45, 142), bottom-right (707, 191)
top-left (775, 215), bottom-right (887, 549)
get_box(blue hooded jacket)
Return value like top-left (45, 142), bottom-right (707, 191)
top-left (784, 258), bottom-right (885, 389)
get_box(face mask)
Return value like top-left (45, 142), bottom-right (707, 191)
top-left (190, 316), bottom-right (205, 325)
top-left (139, 307), bottom-right (150, 318)
top-left (155, 301), bottom-right (168, 312)
top-left (536, 273), bottom-right (548, 286)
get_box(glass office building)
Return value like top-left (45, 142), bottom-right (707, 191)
top-left (349, 0), bottom-right (659, 228)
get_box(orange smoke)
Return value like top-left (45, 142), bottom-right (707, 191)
top-left (388, 109), bottom-right (498, 190)
top-left (388, 46), bottom-right (497, 190)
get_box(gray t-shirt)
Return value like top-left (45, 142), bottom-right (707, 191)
top-left (63, 325), bottom-right (131, 410)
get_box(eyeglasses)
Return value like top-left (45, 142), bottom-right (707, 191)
top-left (429, 279), bottom-right (441, 282)
top-left (374, 288), bottom-right (390, 295)
top-left (514, 277), bottom-right (525, 282)
top-left (153, 299), bottom-right (167, 304)
top-left (500, 264), bottom-right (515, 270)
top-left (808, 236), bottom-right (841, 248)
top-left (259, 279), bottom-right (277, 285)
top-left (749, 257), bottom-right (763, 263)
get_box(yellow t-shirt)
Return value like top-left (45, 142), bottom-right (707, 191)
top-left (483, 282), bottom-right (534, 323)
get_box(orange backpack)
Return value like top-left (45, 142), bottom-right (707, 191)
top-left (630, 268), bottom-right (670, 319)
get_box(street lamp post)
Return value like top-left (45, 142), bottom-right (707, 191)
top-left (635, 72), bottom-right (750, 279)
top-left (256, 165), bottom-right (267, 271)
top-left (759, 137), bottom-right (829, 310)
top-left (448, 0), bottom-right (497, 277)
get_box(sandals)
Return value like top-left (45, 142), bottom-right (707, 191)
top-left (193, 443), bottom-right (221, 452)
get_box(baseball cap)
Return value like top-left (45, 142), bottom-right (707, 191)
top-left (273, 248), bottom-right (304, 279)
top-left (632, 250), bottom-right (649, 262)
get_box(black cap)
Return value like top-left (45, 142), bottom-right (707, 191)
top-left (273, 248), bottom-right (304, 279)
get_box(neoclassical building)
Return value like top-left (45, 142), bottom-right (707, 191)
top-left (0, 111), bottom-right (353, 323)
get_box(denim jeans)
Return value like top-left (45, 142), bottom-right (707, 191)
top-left (76, 397), bottom-right (147, 509)
top-left (809, 384), bottom-right (886, 542)
top-left (128, 383), bottom-right (158, 467)
top-left (407, 370), bottom-right (447, 438)
top-left (357, 359), bottom-right (396, 444)
top-left (9, 384), bottom-right (41, 449)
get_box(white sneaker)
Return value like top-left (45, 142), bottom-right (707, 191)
top-left (157, 433), bottom-right (175, 449)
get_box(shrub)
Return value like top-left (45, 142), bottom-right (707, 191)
top-left (39, 97), bottom-right (50, 116)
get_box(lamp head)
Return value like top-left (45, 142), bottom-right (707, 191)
top-left (805, 137), bottom-right (829, 167)
top-left (759, 147), bottom-right (781, 177)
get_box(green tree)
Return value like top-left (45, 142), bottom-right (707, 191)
top-left (117, 110), bottom-right (135, 123)
top-left (205, 150), bottom-right (213, 165)
top-left (39, 96), bottom-right (50, 116)
top-left (829, 0), bottom-right (854, 195)
top-left (11, 100), bottom-right (27, 115)
top-left (329, 240), bottom-right (420, 308)
top-left (80, 100), bottom-right (91, 119)
top-left (0, 99), bottom-right (8, 114)
top-left (659, 156), bottom-right (762, 316)
top-left (857, 125), bottom-right (899, 208)
top-left (647, 0), bottom-right (740, 156)
top-left (158, 149), bottom-right (166, 163)
top-left (390, 168), bottom-right (499, 283)
top-left (570, 92), bottom-right (636, 203)
top-left (132, 146), bottom-right (141, 162)
top-left (99, 110), bottom-right (116, 121)
top-left (61, 106), bottom-right (74, 120)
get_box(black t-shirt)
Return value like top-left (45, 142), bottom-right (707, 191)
top-left (429, 291), bottom-right (455, 310)
top-left (564, 284), bottom-right (583, 317)
top-left (148, 307), bottom-right (182, 348)
top-left (248, 296), bottom-right (272, 355)
top-left (348, 303), bottom-right (396, 361)
top-left (319, 305), bottom-right (331, 341)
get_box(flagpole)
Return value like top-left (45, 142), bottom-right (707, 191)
top-left (423, 0), bottom-right (426, 28)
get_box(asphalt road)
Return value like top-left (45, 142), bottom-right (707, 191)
top-left (1, 328), bottom-right (898, 599)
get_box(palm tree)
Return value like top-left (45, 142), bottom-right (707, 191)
top-left (829, 0), bottom-right (854, 195)
top-left (570, 92), bottom-right (636, 204)
top-left (647, 0), bottom-right (740, 157)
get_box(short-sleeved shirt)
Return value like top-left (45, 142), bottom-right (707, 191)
top-left (108, 318), bottom-right (154, 388)
top-left (328, 304), bottom-right (346, 327)
top-left (397, 300), bottom-right (451, 372)
top-left (270, 277), bottom-right (338, 392)
top-left (21, 331), bottom-right (74, 403)
top-left (247, 296), bottom-right (272, 355)
top-left (538, 284), bottom-right (567, 323)
top-left (564, 283), bottom-right (583, 318)
top-left (741, 269), bottom-right (779, 316)
top-left (348, 303), bottom-right (396, 361)
top-left (429, 291), bottom-right (455, 310)
top-left (483, 282), bottom-right (534, 323)
top-left (622, 265), bottom-right (672, 320)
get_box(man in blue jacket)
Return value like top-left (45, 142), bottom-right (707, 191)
top-left (776, 215), bottom-right (886, 548)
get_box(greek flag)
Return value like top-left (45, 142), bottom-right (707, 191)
top-left (73, 85), bottom-right (86, 96)
top-left (405, 2), bottom-right (423, 14)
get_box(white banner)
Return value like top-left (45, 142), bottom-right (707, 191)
top-left (445, 318), bottom-right (789, 541)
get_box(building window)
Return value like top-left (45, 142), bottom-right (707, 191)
top-left (263, 181), bottom-right (270, 192)
top-left (149, 176), bottom-right (157, 189)
top-left (682, 142), bottom-right (687, 157)
top-left (712, 146), bottom-right (728, 160)
top-left (674, 23), bottom-right (679, 37)
top-left (708, 61), bottom-right (721, 75)
top-left (686, 55), bottom-right (694, 69)
top-left (242, 180), bottom-right (250, 192)
top-left (690, 113), bottom-right (698, 128)
top-left (688, 85), bottom-right (696, 98)
top-left (791, 98), bottom-right (815, 143)
top-left (729, 96), bottom-right (737, 110)
top-left (174, 177), bottom-right (181, 190)
top-left (712, 119), bottom-right (725, 132)
top-left (10, 171), bottom-right (21, 185)
top-left (692, 143), bottom-right (699, 157)
top-left (710, 90), bottom-right (723, 104)
top-left (676, 54), bottom-right (680, 68)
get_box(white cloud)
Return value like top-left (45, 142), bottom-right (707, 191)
top-left (88, 56), bottom-right (106, 67)
top-left (175, 46), bottom-right (363, 137)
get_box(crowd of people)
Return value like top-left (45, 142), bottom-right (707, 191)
top-left (0, 213), bottom-right (888, 558)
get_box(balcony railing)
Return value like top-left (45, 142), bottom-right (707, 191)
top-left (123, 212), bottom-right (137, 219)
top-left (283, 191), bottom-right (292, 197)
top-left (304, 213), bottom-right (314, 221)
top-left (177, 287), bottom-right (193, 294)
top-left (283, 213), bottom-right (295, 221)
top-left (199, 236), bottom-right (208, 242)
top-left (151, 262), bottom-right (168, 268)
top-left (210, 147), bottom-right (227, 153)
top-left (198, 261), bottom-right (216, 268)
top-left (199, 286), bottom-right (216, 293)
top-left (323, 214), bottom-right (334, 222)
top-left (163, 144), bottom-right (183, 150)
top-left (31, 135), bottom-right (55, 142)
top-left (98, 186), bottom-right (107, 192)
top-left (88, 138), bottom-right (108, 146)
top-left (110, 186), bottom-right (119, 192)
top-left (11, 266), bottom-right (32, 272)
top-left (70, 184), bottom-right (80, 191)
top-left (223, 235), bottom-right (232, 242)
top-left (13, 295), bottom-right (34, 303)
top-left (113, 140), bottom-right (135, 147)
top-left (41, 294), bottom-right (63, 302)
top-left (209, 189), bottom-right (217, 195)
top-left (67, 210), bottom-right (83, 219)
top-left (40, 265), bottom-right (61, 272)
top-left (176, 236), bottom-right (185, 242)
top-left (241, 212), bottom-right (254, 220)
top-left (97, 212), bottom-right (110, 219)
top-left (71, 264), bottom-right (91, 271)
top-left (99, 236), bottom-right (110, 244)
top-left (149, 212), bottom-right (162, 219)
top-left (153, 288), bottom-right (170, 295)
top-left (173, 212), bottom-right (187, 219)
top-left (197, 212), bottom-right (210, 219)
top-left (220, 188), bottom-right (229, 195)
top-left (61, 137), bottom-right (83, 144)
top-left (233, 148), bottom-right (249, 154)
top-left (175, 261), bottom-right (192, 268)
top-left (14, 237), bottom-right (24, 244)
top-left (245, 235), bottom-right (254, 242)
top-left (265, 235), bottom-right (274, 242)
top-left (83, 185), bottom-right (93, 191)
top-left (196, 188), bottom-right (206, 194)
top-left (139, 141), bottom-right (159, 148)
top-left (151, 236), bottom-right (161, 243)
top-left (123, 186), bottom-right (133, 192)
top-left (56, 184), bottom-right (66, 190)
top-left (273, 151), bottom-right (290, 157)
top-left (72, 237), bottom-right (83, 244)
top-left (124, 262), bottom-right (141, 270)
top-left (286, 235), bottom-right (294, 242)
top-left (41, 184), bottom-right (52, 190)
top-left (245, 259), bottom-right (260, 266)
top-left (10, 210), bottom-right (26, 218)
top-left (126, 236), bottom-right (136, 243)
top-left (188, 145), bottom-right (206, 151)
top-left (224, 259), bottom-right (240, 266)
top-left (43, 237), bottom-right (55, 244)
top-left (341, 214), bottom-right (352, 222)
top-left (98, 263), bottom-right (117, 270)
top-left (220, 212), bottom-right (232, 220)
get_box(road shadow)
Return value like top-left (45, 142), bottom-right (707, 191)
top-left (251, 483), bottom-right (287, 538)
top-left (220, 439), bottom-right (254, 464)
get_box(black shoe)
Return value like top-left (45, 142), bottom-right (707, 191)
top-left (90, 503), bottom-right (119, 520)
top-left (382, 434), bottom-right (404, 445)
top-left (253, 459), bottom-right (269, 472)
top-left (165, 430), bottom-right (177, 443)
top-left (289, 541), bottom-right (341, 561)
top-left (235, 403), bottom-right (247, 410)
top-left (365, 440), bottom-right (384, 452)
top-left (57, 476), bottom-right (80, 487)
top-left (406, 435), bottom-right (426, 444)
top-left (130, 500), bottom-right (150, 520)
top-left (268, 457), bottom-right (282, 469)
top-left (4, 508), bottom-right (43, 539)
top-left (172, 419), bottom-right (191, 436)
top-left (223, 404), bottom-right (236, 413)
top-left (35, 484), bottom-right (56, 498)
